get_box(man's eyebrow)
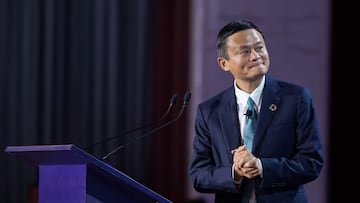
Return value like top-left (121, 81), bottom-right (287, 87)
top-left (238, 42), bottom-right (263, 49)
top-left (238, 41), bottom-right (263, 49)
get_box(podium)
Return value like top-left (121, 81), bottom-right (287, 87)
top-left (5, 144), bottom-right (172, 203)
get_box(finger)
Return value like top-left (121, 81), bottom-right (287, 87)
top-left (231, 146), bottom-right (247, 154)
top-left (246, 168), bottom-right (260, 176)
top-left (243, 159), bottom-right (257, 168)
top-left (242, 170), bottom-right (260, 178)
top-left (238, 156), bottom-right (253, 167)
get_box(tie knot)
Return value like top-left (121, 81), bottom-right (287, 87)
top-left (246, 97), bottom-right (257, 119)
top-left (247, 97), bottom-right (256, 110)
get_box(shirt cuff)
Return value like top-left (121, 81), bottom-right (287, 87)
top-left (257, 158), bottom-right (263, 178)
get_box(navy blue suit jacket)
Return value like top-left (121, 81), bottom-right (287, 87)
top-left (189, 76), bottom-right (323, 203)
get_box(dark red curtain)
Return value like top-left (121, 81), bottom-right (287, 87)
top-left (151, 0), bottom-right (190, 202)
top-left (0, 0), bottom-right (191, 202)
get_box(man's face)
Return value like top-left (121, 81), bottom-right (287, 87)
top-left (218, 29), bottom-right (270, 84)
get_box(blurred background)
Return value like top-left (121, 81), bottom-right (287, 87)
top-left (0, 0), bottom-right (356, 202)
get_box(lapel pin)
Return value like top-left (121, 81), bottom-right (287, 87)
top-left (269, 104), bottom-right (277, 112)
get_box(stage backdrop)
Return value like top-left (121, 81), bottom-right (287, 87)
top-left (1, 0), bottom-right (331, 203)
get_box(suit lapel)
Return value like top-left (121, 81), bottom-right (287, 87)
top-left (218, 89), bottom-right (241, 157)
top-left (252, 77), bottom-right (280, 153)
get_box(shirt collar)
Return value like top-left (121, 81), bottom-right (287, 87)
top-left (234, 76), bottom-right (265, 109)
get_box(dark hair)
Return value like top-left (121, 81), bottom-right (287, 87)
top-left (216, 19), bottom-right (264, 59)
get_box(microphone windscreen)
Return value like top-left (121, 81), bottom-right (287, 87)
top-left (183, 92), bottom-right (191, 103)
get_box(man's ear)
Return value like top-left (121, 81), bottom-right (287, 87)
top-left (217, 57), bottom-right (230, 71)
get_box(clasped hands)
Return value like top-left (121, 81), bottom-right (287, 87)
top-left (231, 145), bottom-right (262, 180)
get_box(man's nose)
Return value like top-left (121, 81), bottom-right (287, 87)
top-left (250, 49), bottom-right (260, 60)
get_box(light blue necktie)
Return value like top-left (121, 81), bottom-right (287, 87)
top-left (244, 97), bottom-right (257, 152)
top-left (242, 97), bottom-right (258, 202)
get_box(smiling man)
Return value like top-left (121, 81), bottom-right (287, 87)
top-left (188, 19), bottom-right (324, 203)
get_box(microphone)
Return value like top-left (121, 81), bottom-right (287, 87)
top-left (244, 109), bottom-right (253, 118)
top-left (84, 94), bottom-right (179, 151)
top-left (102, 91), bottom-right (191, 160)
top-left (158, 94), bottom-right (179, 121)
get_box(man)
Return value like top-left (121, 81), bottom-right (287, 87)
top-left (188, 19), bottom-right (323, 203)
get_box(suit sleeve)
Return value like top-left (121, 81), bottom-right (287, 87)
top-left (189, 104), bottom-right (241, 193)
